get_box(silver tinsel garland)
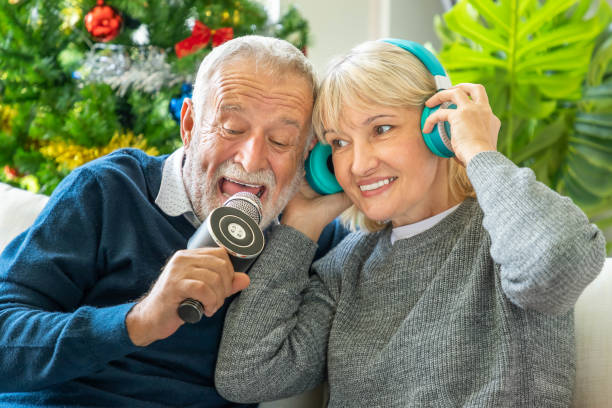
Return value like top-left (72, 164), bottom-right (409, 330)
top-left (76, 43), bottom-right (191, 95)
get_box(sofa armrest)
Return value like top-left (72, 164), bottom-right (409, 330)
top-left (0, 182), bottom-right (49, 253)
top-left (573, 258), bottom-right (612, 407)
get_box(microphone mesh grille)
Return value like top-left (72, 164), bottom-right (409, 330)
top-left (223, 192), bottom-right (262, 225)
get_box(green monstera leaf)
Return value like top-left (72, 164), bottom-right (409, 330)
top-left (560, 34), bottom-right (612, 251)
top-left (436, 0), bottom-right (611, 158)
top-left (435, 0), bottom-right (612, 252)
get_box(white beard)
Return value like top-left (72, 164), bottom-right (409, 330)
top-left (184, 156), bottom-right (304, 229)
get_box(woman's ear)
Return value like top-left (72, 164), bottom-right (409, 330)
top-left (180, 98), bottom-right (195, 147)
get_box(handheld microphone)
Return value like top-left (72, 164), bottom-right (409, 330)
top-left (177, 191), bottom-right (265, 323)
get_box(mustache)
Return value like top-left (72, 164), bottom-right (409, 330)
top-left (215, 161), bottom-right (276, 189)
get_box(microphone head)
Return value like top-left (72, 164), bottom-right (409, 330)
top-left (223, 192), bottom-right (263, 226)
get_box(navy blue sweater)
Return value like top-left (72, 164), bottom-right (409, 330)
top-left (0, 149), bottom-right (348, 407)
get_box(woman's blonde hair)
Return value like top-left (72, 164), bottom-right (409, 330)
top-left (312, 40), bottom-right (474, 232)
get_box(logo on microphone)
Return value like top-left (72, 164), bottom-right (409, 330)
top-left (227, 222), bottom-right (246, 240)
top-left (187, 191), bottom-right (265, 260)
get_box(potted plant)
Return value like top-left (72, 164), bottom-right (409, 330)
top-left (435, 0), bottom-right (612, 252)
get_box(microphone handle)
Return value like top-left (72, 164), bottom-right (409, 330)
top-left (178, 219), bottom-right (217, 324)
top-left (177, 256), bottom-right (258, 323)
top-left (178, 202), bottom-right (264, 324)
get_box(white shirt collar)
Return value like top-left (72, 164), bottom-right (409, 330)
top-left (390, 202), bottom-right (462, 245)
top-left (155, 147), bottom-right (201, 228)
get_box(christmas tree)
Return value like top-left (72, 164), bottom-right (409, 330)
top-left (0, 0), bottom-right (310, 194)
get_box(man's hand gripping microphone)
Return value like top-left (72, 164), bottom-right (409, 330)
top-left (177, 192), bottom-right (265, 323)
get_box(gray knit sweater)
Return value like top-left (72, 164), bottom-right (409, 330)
top-left (215, 152), bottom-right (606, 407)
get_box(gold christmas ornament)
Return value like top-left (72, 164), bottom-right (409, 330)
top-left (40, 131), bottom-right (159, 171)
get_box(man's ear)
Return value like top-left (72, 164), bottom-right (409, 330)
top-left (180, 98), bottom-right (195, 147)
top-left (309, 136), bottom-right (318, 150)
top-left (303, 135), bottom-right (319, 160)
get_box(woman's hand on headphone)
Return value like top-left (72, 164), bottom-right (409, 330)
top-left (422, 83), bottom-right (500, 166)
top-left (280, 180), bottom-right (351, 242)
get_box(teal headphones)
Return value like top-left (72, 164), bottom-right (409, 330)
top-left (305, 38), bottom-right (455, 195)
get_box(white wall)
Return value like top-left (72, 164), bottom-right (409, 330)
top-left (279, 0), bottom-right (446, 74)
top-left (279, 0), bottom-right (370, 74)
top-left (388, 0), bottom-right (445, 49)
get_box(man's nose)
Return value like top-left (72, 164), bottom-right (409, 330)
top-left (351, 140), bottom-right (378, 177)
top-left (234, 132), bottom-right (268, 173)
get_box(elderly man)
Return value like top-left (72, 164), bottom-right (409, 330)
top-left (0, 36), bottom-right (348, 407)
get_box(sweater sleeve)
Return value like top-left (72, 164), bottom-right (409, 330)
top-left (0, 168), bottom-right (141, 392)
top-left (215, 224), bottom-right (336, 403)
top-left (467, 151), bottom-right (606, 315)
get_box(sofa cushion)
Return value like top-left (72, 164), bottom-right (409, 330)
top-left (572, 258), bottom-right (612, 407)
top-left (0, 182), bottom-right (49, 253)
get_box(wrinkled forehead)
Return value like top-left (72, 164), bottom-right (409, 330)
top-left (216, 71), bottom-right (312, 112)
top-left (201, 62), bottom-right (313, 124)
top-left (209, 55), bottom-right (314, 96)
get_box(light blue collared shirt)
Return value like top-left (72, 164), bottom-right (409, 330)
top-left (154, 147), bottom-right (201, 228)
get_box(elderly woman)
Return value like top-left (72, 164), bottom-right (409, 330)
top-left (215, 39), bottom-right (606, 407)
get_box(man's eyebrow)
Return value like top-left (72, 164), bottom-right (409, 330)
top-left (219, 106), bottom-right (300, 129)
top-left (219, 104), bottom-right (243, 113)
top-left (363, 114), bottom-right (394, 126)
top-left (280, 117), bottom-right (301, 130)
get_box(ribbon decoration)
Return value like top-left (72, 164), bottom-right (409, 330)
top-left (174, 20), bottom-right (234, 58)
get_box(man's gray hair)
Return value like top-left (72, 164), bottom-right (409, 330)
top-left (191, 35), bottom-right (317, 133)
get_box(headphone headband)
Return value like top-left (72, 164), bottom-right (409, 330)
top-left (380, 38), bottom-right (451, 90)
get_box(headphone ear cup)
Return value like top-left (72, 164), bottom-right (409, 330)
top-left (305, 142), bottom-right (343, 195)
top-left (421, 103), bottom-right (456, 158)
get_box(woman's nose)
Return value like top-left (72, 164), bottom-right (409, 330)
top-left (350, 140), bottom-right (378, 177)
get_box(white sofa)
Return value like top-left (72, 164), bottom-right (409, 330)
top-left (0, 181), bottom-right (610, 407)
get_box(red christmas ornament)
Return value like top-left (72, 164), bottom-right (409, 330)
top-left (84, 0), bottom-right (122, 42)
top-left (174, 20), bottom-right (234, 58)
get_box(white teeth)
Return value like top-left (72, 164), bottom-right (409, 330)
top-left (359, 177), bottom-right (395, 192)
top-left (227, 178), bottom-right (263, 189)
top-left (238, 181), bottom-right (262, 188)
top-left (223, 177), bottom-right (265, 198)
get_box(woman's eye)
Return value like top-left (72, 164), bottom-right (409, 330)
top-left (375, 125), bottom-right (392, 135)
top-left (331, 139), bottom-right (348, 148)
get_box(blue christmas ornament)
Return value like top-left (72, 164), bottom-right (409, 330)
top-left (169, 83), bottom-right (193, 123)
